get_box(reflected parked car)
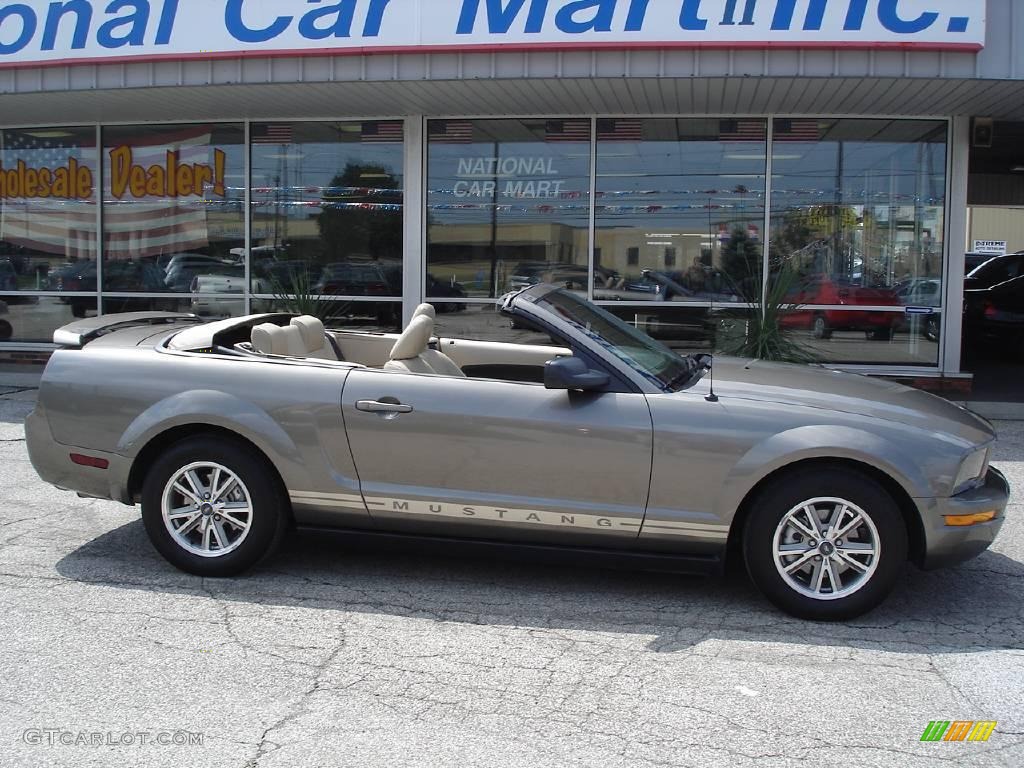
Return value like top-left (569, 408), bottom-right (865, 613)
top-left (165, 257), bottom-right (242, 293)
top-left (964, 252), bottom-right (1024, 291)
top-left (964, 274), bottom-right (1024, 358)
top-left (780, 276), bottom-right (901, 340)
top-left (315, 263), bottom-right (396, 296)
top-left (425, 273), bottom-right (467, 313)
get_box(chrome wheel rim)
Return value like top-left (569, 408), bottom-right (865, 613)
top-left (161, 462), bottom-right (253, 558)
top-left (772, 497), bottom-right (880, 601)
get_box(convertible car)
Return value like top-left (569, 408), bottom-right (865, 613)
top-left (26, 284), bottom-right (1009, 620)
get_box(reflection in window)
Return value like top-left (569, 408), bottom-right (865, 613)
top-left (259, 299), bottom-right (401, 332)
top-left (770, 119), bottom-right (947, 305)
top-left (602, 304), bottom-right (718, 355)
top-left (0, 126), bottom-right (97, 296)
top-left (427, 119), bottom-right (592, 299)
top-left (250, 121), bottom-right (404, 298)
top-left (102, 124), bottom-right (245, 294)
top-left (594, 119), bottom-right (767, 303)
top-left (0, 296), bottom-right (84, 342)
top-left (767, 119), bottom-right (946, 366)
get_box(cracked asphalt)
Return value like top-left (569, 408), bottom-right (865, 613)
top-left (0, 387), bottom-right (1022, 768)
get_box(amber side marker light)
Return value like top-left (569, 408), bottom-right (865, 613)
top-left (70, 453), bottom-right (109, 470)
top-left (944, 511), bottom-right (997, 527)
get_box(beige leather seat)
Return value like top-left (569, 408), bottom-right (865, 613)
top-left (384, 313), bottom-right (465, 377)
top-left (251, 323), bottom-right (307, 357)
top-left (412, 303), bottom-right (436, 321)
top-left (290, 316), bottom-right (340, 360)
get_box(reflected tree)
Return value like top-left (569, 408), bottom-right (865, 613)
top-left (318, 163), bottom-right (403, 261)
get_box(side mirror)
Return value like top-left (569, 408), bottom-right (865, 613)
top-left (544, 356), bottom-right (610, 392)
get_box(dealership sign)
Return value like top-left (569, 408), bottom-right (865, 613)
top-left (0, 0), bottom-right (987, 68)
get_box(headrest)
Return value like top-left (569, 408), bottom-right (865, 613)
top-left (390, 314), bottom-right (434, 361)
top-left (291, 315), bottom-right (325, 350)
top-left (412, 303), bottom-right (436, 321)
top-left (251, 323), bottom-right (285, 355)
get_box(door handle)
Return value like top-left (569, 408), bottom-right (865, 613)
top-left (355, 400), bottom-right (414, 414)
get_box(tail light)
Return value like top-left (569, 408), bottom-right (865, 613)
top-left (984, 301), bottom-right (997, 319)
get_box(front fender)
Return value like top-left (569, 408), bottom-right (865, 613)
top-left (713, 424), bottom-right (931, 522)
top-left (117, 389), bottom-right (306, 485)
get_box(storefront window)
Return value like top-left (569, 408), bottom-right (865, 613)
top-left (770, 119), bottom-right (947, 365)
top-left (427, 118), bottom-right (592, 300)
top-left (100, 124), bottom-right (245, 294)
top-left (0, 297), bottom-right (83, 343)
top-left (250, 121), bottom-right (404, 299)
top-left (1, 126), bottom-right (98, 300)
top-left (594, 119), bottom-right (767, 304)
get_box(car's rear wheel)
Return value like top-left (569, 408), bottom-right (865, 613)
top-left (141, 437), bottom-right (288, 576)
top-left (743, 467), bottom-right (907, 621)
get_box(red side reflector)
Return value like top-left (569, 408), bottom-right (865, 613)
top-left (70, 453), bottom-right (109, 470)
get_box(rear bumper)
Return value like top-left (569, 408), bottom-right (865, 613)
top-left (919, 466), bottom-right (1010, 570)
top-left (25, 407), bottom-right (133, 505)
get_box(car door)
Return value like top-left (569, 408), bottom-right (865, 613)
top-left (340, 368), bottom-right (653, 546)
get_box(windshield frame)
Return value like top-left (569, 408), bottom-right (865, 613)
top-left (506, 285), bottom-right (703, 394)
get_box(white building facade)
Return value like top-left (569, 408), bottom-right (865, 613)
top-left (2, 0), bottom-right (1023, 378)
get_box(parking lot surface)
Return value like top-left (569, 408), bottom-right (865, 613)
top-left (1, 386), bottom-right (1022, 768)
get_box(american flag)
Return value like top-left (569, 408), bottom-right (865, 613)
top-left (719, 119), bottom-right (768, 142)
top-left (0, 129), bottom-right (97, 259)
top-left (428, 120), bottom-right (474, 144)
top-left (597, 119), bottom-right (643, 142)
top-left (102, 125), bottom-right (216, 260)
top-left (773, 119), bottom-right (821, 142)
top-left (361, 121), bottom-right (404, 144)
top-left (252, 123), bottom-right (295, 144)
top-left (545, 120), bottom-right (591, 143)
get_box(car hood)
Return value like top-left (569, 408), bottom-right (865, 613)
top-left (706, 357), bottom-right (994, 445)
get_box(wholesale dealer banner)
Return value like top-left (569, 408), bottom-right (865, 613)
top-left (0, 0), bottom-right (987, 68)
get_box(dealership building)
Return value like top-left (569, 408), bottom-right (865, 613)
top-left (1, 0), bottom-right (1023, 384)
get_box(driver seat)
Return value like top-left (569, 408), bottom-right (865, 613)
top-left (384, 314), bottom-right (465, 377)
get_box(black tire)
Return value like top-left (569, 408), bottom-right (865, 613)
top-left (141, 436), bottom-right (288, 577)
top-left (924, 317), bottom-right (940, 343)
top-left (812, 315), bottom-right (832, 340)
top-left (743, 466), bottom-right (908, 621)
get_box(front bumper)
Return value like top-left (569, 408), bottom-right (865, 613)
top-left (919, 466), bottom-right (1010, 570)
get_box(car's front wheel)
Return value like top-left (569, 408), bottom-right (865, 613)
top-left (743, 467), bottom-right (907, 621)
top-left (141, 436), bottom-right (288, 576)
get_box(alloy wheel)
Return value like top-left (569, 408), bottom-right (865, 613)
top-left (161, 461), bottom-right (253, 558)
top-left (772, 497), bottom-right (880, 601)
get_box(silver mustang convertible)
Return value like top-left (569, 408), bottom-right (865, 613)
top-left (26, 284), bottom-right (1009, 620)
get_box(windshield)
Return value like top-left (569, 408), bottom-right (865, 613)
top-left (532, 288), bottom-right (699, 390)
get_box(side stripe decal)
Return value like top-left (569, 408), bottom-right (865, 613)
top-left (288, 490), bottom-right (730, 539)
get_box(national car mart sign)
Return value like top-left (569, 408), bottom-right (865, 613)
top-left (0, 0), bottom-right (986, 68)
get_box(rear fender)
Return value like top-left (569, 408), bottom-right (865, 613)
top-left (117, 389), bottom-right (309, 488)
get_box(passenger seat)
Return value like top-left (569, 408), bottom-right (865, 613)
top-left (251, 323), bottom-right (307, 357)
top-left (384, 314), bottom-right (465, 377)
top-left (291, 316), bottom-right (342, 360)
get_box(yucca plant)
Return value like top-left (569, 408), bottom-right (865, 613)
top-left (716, 255), bottom-right (820, 364)
top-left (268, 264), bottom-right (348, 323)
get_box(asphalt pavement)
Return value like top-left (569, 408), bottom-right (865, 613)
top-left (0, 387), bottom-right (1022, 768)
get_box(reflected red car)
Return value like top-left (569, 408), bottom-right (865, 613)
top-left (780, 276), bottom-right (901, 340)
